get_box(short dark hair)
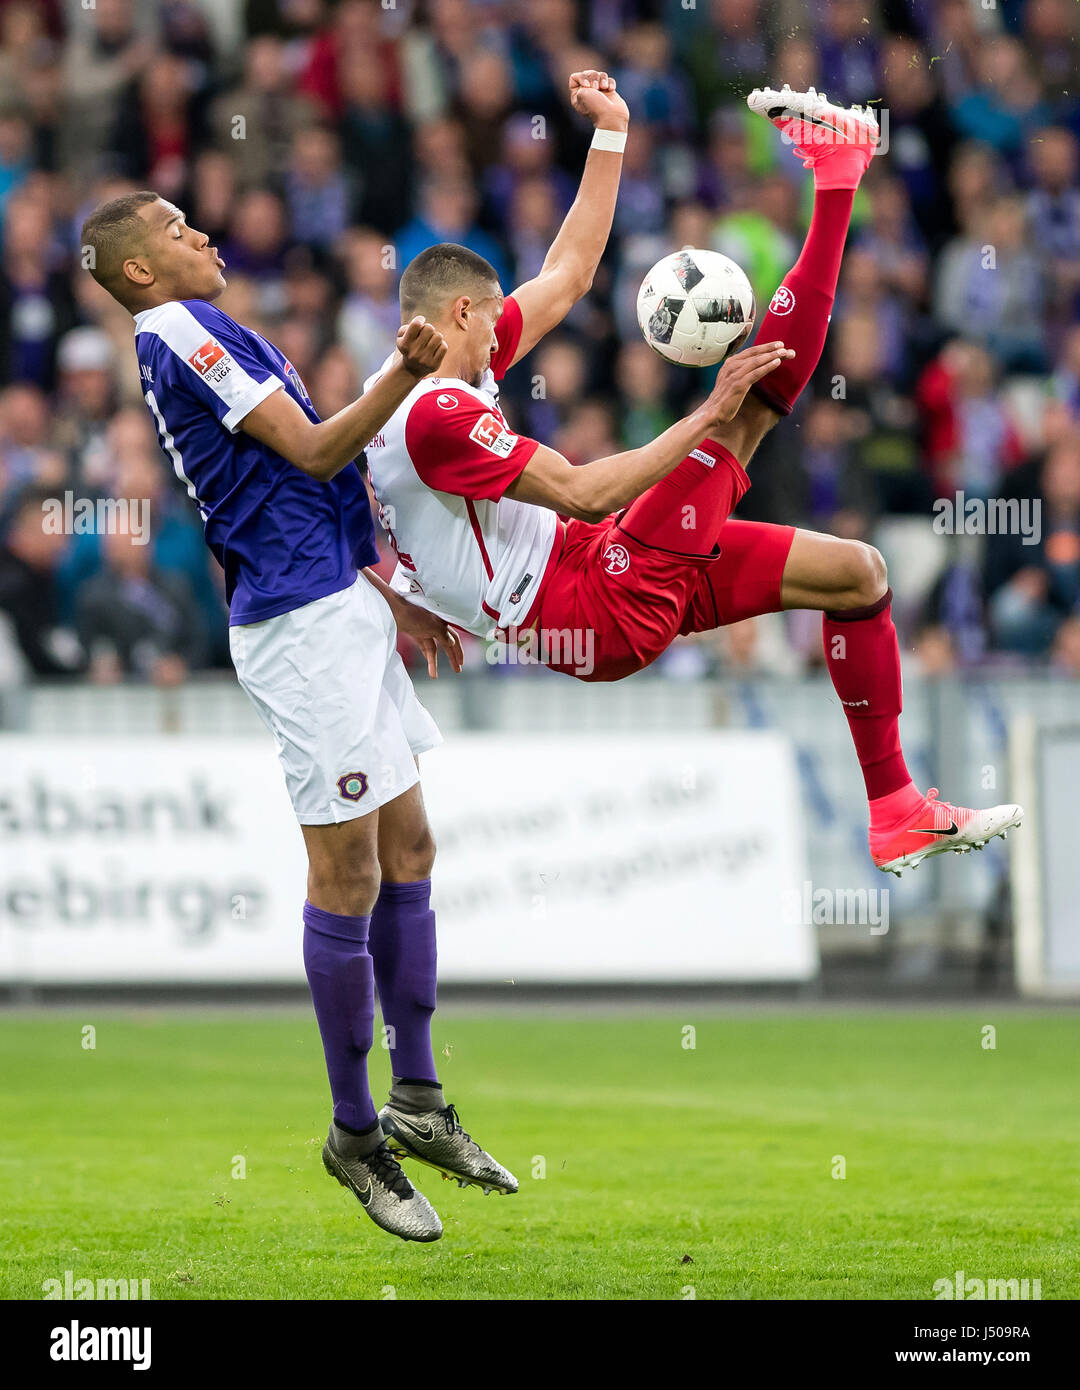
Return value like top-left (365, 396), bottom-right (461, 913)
top-left (80, 191), bottom-right (161, 304)
top-left (399, 242), bottom-right (499, 320)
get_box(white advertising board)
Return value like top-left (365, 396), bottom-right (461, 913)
top-left (0, 732), bottom-right (814, 984)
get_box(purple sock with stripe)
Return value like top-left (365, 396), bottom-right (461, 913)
top-left (302, 901), bottom-right (377, 1131)
top-left (368, 879), bottom-right (439, 1085)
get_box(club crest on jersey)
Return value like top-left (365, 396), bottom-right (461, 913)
top-left (435, 392), bottom-right (458, 410)
top-left (469, 411), bottom-right (517, 458)
top-left (769, 286), bottom-right (796, 315)
top-left (188, 339), bottom-right (231, 385)
top-left (602, 543), bottom-right (631, 575)
top-left (337, 771), bottom-right (369, 802)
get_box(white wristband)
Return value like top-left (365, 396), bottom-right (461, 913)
top-left (591, 127), bottom-right (627, 154)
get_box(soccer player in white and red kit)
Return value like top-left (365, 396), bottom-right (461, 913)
top-left (366, 85), bottom-right (1022, 876)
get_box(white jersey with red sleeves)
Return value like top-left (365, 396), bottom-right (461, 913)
top-left (363, 295), bottom-right (558, 636)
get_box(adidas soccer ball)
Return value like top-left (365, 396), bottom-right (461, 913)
top-left (636, 249), bottom-right (755, 367)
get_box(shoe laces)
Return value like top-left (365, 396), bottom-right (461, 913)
top-left (369, 1140), bottom-right (413, 1198)
top-left (918, 787), bottom-right (966, 830)
top-left (442, 1103), bottom-right (479, 1150)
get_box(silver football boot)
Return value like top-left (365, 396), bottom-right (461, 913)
top-left (321, 1120), bottom-right (443, 1242)
top-left (379, 1082), bottom-right (518, 1196)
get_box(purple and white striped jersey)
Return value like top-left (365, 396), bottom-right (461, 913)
top-left (134, 298), bottom-right (379, 624)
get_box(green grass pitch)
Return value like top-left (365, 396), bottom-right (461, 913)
top-left (1, 1007), bottom-right (1076, 1300)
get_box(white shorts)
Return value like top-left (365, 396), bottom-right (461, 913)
top-left (229, 576), bottom-right (442, 824)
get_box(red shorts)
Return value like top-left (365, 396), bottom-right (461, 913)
top-left (533, 516), bottom-right (797, 682)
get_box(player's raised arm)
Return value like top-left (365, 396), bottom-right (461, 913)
top-left (240, 318), bottom-right (447, 482)
top-left (504, 70), bottom-right (629, 369)
top-left (503, 341), bottom-right (794, 523)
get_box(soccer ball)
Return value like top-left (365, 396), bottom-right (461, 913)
top-left (636, 249), bottom-right (755, 367)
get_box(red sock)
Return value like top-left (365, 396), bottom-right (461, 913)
top-left (751, 188), bottom-right (854, 416)
top-left (822, 588), bottom-right (914, 806)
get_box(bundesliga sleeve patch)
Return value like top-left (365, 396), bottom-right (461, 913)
top-left (469, 411), bottom-right (518, 459)
top-left (188, 339), bottom-right (232, 386)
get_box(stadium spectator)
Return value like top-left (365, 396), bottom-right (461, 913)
top-left (338, 46), bottom-right (414, 233)
top-left (934, 195), bottom-right (1046, 372)
top-left (1026, 126), bottom-right (1080, 328)
top-left (947, 37), bottom-right (1051, 165)
top-left (60, 0), bottom-right (156, 174)
top-left (76, 520), bottom-right (206, 687)
top-left (285, 125), bottom-right (351, 252)
top-left (337, 227), bottom-right (401, 382)
top-left (986, 434), bottom-right (1080, 655)
top-left (0, 187), bottom-right (77, 390)
top-left (395, 177), bottom-right (510, 288)
top-left (915, 339), bottom-right (1026, 502)
top-left (0, 483), bottom-right (84, 677)
top-left (209, 36), bottom-right (318, 190)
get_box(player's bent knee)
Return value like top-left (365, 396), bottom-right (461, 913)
top-left (862, 544), bottom-right (889, 601)
top-left (841, 541), bottom-right (888, 607)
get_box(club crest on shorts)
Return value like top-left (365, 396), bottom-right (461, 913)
top-left (602, 542), bottom-right (630, 575)
top-left (337, 771), bottom-right (369, 802)
top-left (769, 285), bottom-right (796, 315)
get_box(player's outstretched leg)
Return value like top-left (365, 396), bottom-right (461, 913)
top-left (680, 524), bottom-right (1023, 876)
top-left (371, 787), bottom-right (518, 1196)
top-left (745, 84), bottom-right (876, 418)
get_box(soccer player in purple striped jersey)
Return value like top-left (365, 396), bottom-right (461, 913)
top-left (80, 191), bottom-right (518, 1244)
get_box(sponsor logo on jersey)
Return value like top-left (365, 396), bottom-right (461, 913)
top-left (689, 448), bottom-right (716, 468)
top-left (768, 285), bottom-right (796, 315)
top-left (509, 572), bottom-right (533, 605)
top-left (435, 392), bottom-right (458, 410)
top-left (188, 339), bottom-right (233, 387)
top-left (337, 771), bottom-right (369, 802)
top-left (284, 358), bottom-right (310, 401)
top-left (602, 543), bottom-right (631, 575)
top-left (469, 411), bottom-right (518, 458)
top-left (189, 339), bottom-right (225, 373)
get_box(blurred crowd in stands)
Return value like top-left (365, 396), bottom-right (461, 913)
top-left (1, 0), bottom-right (1080, 688)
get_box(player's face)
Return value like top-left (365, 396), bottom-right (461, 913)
top-left (135, 199), bottom-right (227, 302)
top-left (464, 293), bottom-right (502, 387)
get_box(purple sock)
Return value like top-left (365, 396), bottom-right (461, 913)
top-left (368, 879), bottom-right (439, 1084)
top-left (302, 901), bottom-right (377, 1131)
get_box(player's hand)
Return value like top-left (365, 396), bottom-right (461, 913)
top-left (569, 70), bottom-right (629, 131)
top-left (703, 340), bottom-right (795, 425)
top-left (396, 316), bottom-right (448, 379)
top-left (392, 598), bottom-right (464, 678)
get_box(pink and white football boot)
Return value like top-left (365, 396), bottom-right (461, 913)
top-left (870, 788), bottom-right (1024, 877)
top-left (746, 83), bottom-right (879, 189)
